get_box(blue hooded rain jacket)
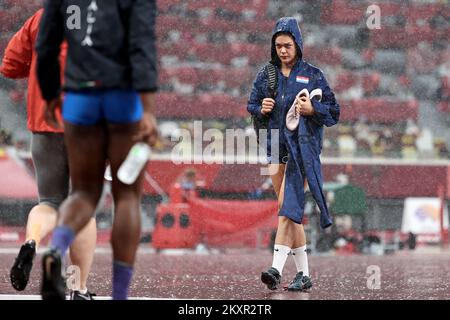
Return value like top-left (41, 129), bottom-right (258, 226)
top-left (247, 17), bottom-right (340, 229)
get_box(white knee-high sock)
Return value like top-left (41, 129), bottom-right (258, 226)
top-left (291, 245), bottom-right (309, 276)
top-left (271, 244), bottom-right (291, 275)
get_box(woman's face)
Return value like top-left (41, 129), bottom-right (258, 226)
top-left (275, 34), bottom-right (297, 67)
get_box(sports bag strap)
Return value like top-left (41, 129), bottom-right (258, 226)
top-left (265, 63), bottom-right (278, 99)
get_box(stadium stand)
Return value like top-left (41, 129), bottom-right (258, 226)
top-left (0, 0), bottom-right (449, 159)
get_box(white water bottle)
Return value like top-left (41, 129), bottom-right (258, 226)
top-left (117, 142), bottom-right (151, 185)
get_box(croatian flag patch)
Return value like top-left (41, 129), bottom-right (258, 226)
top-left (296, 76), bottom-right (309, 84)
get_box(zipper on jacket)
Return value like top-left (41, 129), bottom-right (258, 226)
top-left (281, 76), bottom-right (287, 101)
top-left (278, 75), bottom-right (288, 131)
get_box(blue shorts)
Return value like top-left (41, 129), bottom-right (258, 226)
top-left (62, 89), bottom-right (143, 125)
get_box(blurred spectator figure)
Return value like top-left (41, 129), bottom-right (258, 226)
top-left (177, 168), bottom-right (206, 201)
top-left (315, 226), bottom-right (337, 253)
top-left (179, 168), bottom-right (198, 191)
top-left (434, 138), bottom-right (450, 159)
top-left (437, 76), bottom-right (450, 113)
top-left (335, 173), bottom-right (349, 185)
top-left (401, 134), bottom-right (418, 159)
top-left (405, 118), bottom-right (420, 136)
top-left (337, 126), bottom-right (357, 157)
top-left (381, 128), bottom-right (396, 157)
top-left (354, 118), bottom-right (372, 156)
top-left (415, 127), bottom-right (434, 158)
top-left (402, 121), bottom-right (419, 158)
top-left (371, 133), bottom-right (386, 158)
top-left (0, 128), bottom-right (13, 146)
top-left (362, 233), bottom-right (382, 255)
top-left (407, 232), bottom-right (417, 250)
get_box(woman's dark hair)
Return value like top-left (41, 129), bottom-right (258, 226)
top-left (270, 31), bottom-right (302, 67)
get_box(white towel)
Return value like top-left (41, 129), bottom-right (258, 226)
top-left (286, 88), bottom-right (322, 131)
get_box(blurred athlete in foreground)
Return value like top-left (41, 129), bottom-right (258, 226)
top-left (1, 9), bottom-right (97, 300)
top-left (36, 0), bottom-right (159, 300)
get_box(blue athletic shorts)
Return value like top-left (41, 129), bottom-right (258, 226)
top-left (62, 89), bottom-right (143, 125)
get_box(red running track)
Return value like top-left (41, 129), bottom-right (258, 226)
top-left (1, 246), bottom-right (449, 300)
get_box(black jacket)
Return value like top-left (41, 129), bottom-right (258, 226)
top-left (36, 0), bottom-right (158, 101)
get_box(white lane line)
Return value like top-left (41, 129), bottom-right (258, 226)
top-left (0, 247), bottom-right (216, 255)
top-left (0, 247), bottom-right (157, 255)
top-left (0, 294), bottom-right (182, 300)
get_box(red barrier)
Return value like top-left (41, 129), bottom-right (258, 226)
top-left (152, 184), bottom-right (278, 249)
top-left (152, 202), bottom-right (200, 249)
top-left (192, 197), bottom-right (278, 248)
top-left (188, 198), bottom-right (277, 235)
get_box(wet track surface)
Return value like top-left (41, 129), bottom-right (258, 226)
top-left (1, 246), bottom-right (450, 300)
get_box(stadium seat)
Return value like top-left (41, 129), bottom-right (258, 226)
top-left (320, 0), bottom-right (364, 25)
top-left (361, 73), bottom-right (381, 96)
top-left (334, 72), bottom-right (359, 93)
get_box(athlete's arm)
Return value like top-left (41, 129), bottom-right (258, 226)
top-left (0, 12), bottom-right (39, 79)
top-left (135, 92), bottom-right (159, 147)
top-left (35, 0), bottom-right (64, 102)
top-left (35, 0), bottom-right (64, 128)
top-left (129, 0), bottom-right (159, 146)
top-left (128, 0), bottom-right (158, 93)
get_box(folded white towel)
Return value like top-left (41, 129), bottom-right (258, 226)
top-left (286, 88), bottom-right (322, 131)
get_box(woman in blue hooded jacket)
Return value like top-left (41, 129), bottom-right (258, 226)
top-left (247, 17), bottom-right (340, 291)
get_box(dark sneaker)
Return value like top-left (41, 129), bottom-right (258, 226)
top-left (70, 290), bottom-right (96, 300)
top-left (287, 271), bottom-right (313, 291)
top-left (10, 240), bottom-right (36, 291)
top-left (261, 267), bottom-right (281, 290)
top-left (41, 248), bottom-right (66, 301)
